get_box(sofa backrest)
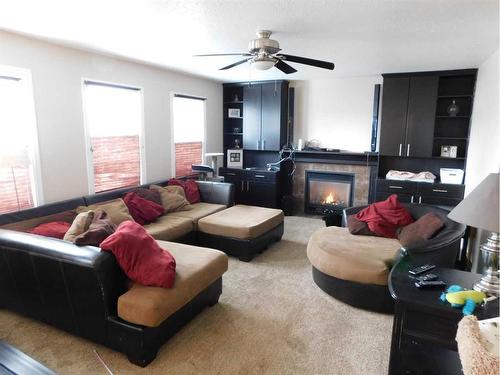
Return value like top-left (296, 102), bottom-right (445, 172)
top-left (0, 229), bottom-right (127, 344)
top-left (0, 197), bottom-right (85, 230)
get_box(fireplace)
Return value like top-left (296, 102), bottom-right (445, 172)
top-left (304, 170), bottom-right (355, 215)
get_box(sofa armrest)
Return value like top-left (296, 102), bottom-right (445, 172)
top-left (196, 181), bottom-right (235, 206)
top-left (342, 205), bottom-right (369, 227)
top-left (0, 229), bottom-right (127, 341)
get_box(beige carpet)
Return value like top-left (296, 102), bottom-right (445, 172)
top-left (0, 216), bottom-right (393, 374)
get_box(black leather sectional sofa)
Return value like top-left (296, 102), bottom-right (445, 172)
top-left (0, 180), bottom-right (234, 366)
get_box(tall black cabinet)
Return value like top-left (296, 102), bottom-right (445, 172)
top-left (223, 80), bottom-right (289, 153)
top-left (377, 69), bottom-right (477, 207)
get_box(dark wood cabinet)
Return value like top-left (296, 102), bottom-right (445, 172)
top-left (375, 179), bottom-right (465, 207)
top-left (260, 82), bottom-right (285, 151)
top-left (243, 84), bottom-right (262, 150)
top-left (379, 75), bottom-right (438, 158)
top-left (405, 76), bottom-right (439, 158)
top-left (223, 81), bottom-right (289, 154)
top-left (219, 168), bottom-right (281, 208)
top-left (379, 77), bottom-right (410, 156)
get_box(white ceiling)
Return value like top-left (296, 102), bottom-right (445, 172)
top-left (0, 0), bottom-right (498, 82)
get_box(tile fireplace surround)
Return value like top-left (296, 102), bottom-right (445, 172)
top-left (290, 151), bottom-right (378, 215)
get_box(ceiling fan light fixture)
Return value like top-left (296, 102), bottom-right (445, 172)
top-left (251, 56), bottom-right (277, 71)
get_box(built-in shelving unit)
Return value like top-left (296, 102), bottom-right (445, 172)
top-left (223, 86), bottom-right (244, 152)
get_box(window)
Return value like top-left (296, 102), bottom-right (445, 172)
top-left (172, 94), bottom-right (206, 177)
top-left (82, 80), bottom-right (144, 193)
top-left (0, 68), bottom-right (41, 214)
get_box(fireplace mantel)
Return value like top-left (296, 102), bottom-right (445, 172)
top-left (285, 150), bottom-right (378, 166)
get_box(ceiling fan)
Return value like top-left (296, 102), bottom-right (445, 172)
top-left (195, 30), bottom-right (335, 74)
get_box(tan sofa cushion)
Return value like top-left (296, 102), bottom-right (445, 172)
top-left (198, 204), bottom-right (284, 240)
top-left (168, 202), bottom-right (226, 229)
top-left (77, 198), bottom-right (133, 225)
top-left (144, 215), bottom-right (193, 241)
top-left (307, 226), bottom-right (401, 286)
top-left (117, 240), bottom-right (228, 327)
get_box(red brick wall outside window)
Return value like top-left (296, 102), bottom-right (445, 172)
top-left (91, 135), bottom-right (141, 193)
top-left (175, 141), bottom-right (202, 177)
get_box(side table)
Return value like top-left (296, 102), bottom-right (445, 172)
top-left (388, 259), bottom-right (499, 375)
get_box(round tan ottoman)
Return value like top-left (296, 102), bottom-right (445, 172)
top-left (307, 226), bottom-right (401, 312)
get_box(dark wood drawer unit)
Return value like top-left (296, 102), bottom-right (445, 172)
top-left (376, 179), bottom-right (465, 207)
top-left (219, 168), bottom-right (282, 209)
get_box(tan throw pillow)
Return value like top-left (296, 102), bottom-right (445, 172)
top-left (74, 210), bottom-right (117, 247)
top-left (150, 184), bottom-right (186, 199)
top-left (64, 211), bottom-right (95, 242)
top-left (77, 198), bottom-right (134, 225)
top-left (149, 185), bottom-right (191, 213)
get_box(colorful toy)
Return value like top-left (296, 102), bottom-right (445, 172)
top-left (440, 284), bottom-right (486, 316)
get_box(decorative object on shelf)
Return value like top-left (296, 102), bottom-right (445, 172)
top-left (440, 168), bottom-right (464, 184)
top-left (234, 138), bottom-right (241, 148)
top-left (228, 108), bottom-right (240, 118)
top-left (233, 128), bottom-right (241, 134)
top-left (447, 99), bottom-right (460, 116)
top-left (448, 173), bottom-right (500, 296)
top-left (441, 145), bottom-right (458, 158)
top-left (226, 149), bottom-right (243, 169)
top-left (233, 94), bottom-right (239, 102)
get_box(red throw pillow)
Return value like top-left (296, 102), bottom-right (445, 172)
top-left (168, 178), bottom-right (200, 204)
top-left (123, 192), bottom-right (165, 225)
top-left (30, 221), bottom-right (72, 239)
top-left (355, 195), bottom-right (414, 238)
top-left (100, 221), bottom-right (176, 288)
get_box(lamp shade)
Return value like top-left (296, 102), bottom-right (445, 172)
top-left (448, 173), bottom-right (499, 233)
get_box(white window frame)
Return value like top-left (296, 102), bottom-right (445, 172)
top-left (0, 64), bottom-right (44, 207)
top-left (169, 92), bottom-right (207, 178)
top-left (81, 78), bottom-right (147, 194)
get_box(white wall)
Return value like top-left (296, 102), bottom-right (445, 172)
top-left (466, 49), bottom-right (500, 194)
top-left (0, 31), bottom-right (222, 204)
top-left (291, 76), bottom-right (382, 152)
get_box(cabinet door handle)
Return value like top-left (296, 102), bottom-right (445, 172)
top-left (418, 196), bottom-right (422, 204)
top-left (407, 144), bottom-right (410, 156)
top-left (255, 175), bottom-right (266, 178)
top-left (226, 172), bottom-right (236, 176)
top-left (398, 144), bottom-right (402, 156)
top-left (432, 189), bottom-right (448, 193)
top-left (389, 185), bottom-right (403, 189)
top-left (410, 195), bottom-right (414, 203)
top-left (241, 181), bottom-right (244, 191)
top-left (247, 181), bottom-right (250, 191)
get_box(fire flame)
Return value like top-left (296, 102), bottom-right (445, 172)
top-left (324, 192), bottom-right (336, 204)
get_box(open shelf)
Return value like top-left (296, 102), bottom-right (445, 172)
top-left (224, 132), bottom-right (243, 136)
top-left (224, 101), bottom-right (243, 104)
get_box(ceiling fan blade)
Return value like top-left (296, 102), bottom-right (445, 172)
top-left (194, 53), bottom-right (252, 57)
top-left (275, 59), bottom-right (297, 74)
top-left (219, 58), bottom-right (251, 70)
top-left (279, 54), bottom-right (335, 70)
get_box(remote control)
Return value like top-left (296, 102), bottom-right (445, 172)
top-left (409, 264), bottom-right (436, 275)
top-left (415, 280), bottom-right (446, 289)
top-left (416, 273), bottom-right (438, 282)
